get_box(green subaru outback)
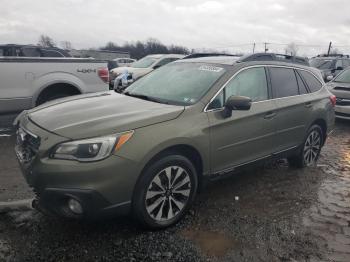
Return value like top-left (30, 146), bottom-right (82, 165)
top-left (14, 57), bottom-right (335, 228)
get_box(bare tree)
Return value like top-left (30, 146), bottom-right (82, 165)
top-left (285, 42), bottom-right (299, 56)
top-left (330, 47), bottom-right (340, 55)
top-left (60, 41), bottom-right (73, 50)
top-left (38, 35), bottom-right (56, 48)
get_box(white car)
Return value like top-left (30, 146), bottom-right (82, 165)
top-left (110, 54), bottom-right (185, 91)
top-left (113, 58), bottom-right (136, 67)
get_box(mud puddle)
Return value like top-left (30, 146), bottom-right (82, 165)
top-left (181, 229), bottom-right (239, 258)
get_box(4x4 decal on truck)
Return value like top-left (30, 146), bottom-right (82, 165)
top-left (77, 69), bottom-right (97, 73)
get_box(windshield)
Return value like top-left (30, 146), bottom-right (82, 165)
top-left (310, 58), bottom-right (334, 69)
top-left (333, 69), bottom-right (350, 83)
top-left (125, 62), bottom-right (226, 105)
top-left (131, 56), bottom-right (157, 68)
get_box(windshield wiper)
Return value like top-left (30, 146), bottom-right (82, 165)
top-left (124, 91), bottom-right (169, 104)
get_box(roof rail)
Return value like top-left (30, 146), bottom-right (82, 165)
top-left (315, 54), bottom-right (350, 58)
top-left (183, 53), bottom-right (241, 59)
top-left (237, 53), bottom-right (309, 66)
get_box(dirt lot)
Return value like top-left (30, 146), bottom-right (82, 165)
top-left (0, 120), bottom-right (349, 262)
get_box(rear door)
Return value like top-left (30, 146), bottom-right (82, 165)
top-left (268, 66), bottom-right (309, 152)
top-left (207, 66), bottom-right (277, 174)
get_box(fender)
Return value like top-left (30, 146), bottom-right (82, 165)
top-left (139, 136), bottom-right (210, 177)
top-left (31, 72), bottom-right (85, 107)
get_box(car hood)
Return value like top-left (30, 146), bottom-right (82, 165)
top-left (28, 91), bottom-right (184, 139)
top-left (111, 66), bottom-right (153, 79)
top-left (326, 82), bottom-right (350, 99)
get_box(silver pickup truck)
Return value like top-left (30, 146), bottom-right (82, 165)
top-left (0, 57), bottom-right (109, 115)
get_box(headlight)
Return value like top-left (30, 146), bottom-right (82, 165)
top-left (51, 131), bottom-right (134, 162)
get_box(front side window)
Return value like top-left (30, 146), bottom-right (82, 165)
top-left (225, 67), bottom-right (268, 102)
top-left (270, 67), bottom-right (299, 98)
top-left (207, 67), bottom-right (268, 110)
top-left (298, 70), bottom-right (322, 93)
top-left (126, 63), bottom-right (226, 105)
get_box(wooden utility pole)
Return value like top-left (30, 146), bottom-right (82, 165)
top-left (327, 41), bottom-right (332, 56)
top-left (253, 43), bottom-right (256, 53)
top-left (264, 42), bottom-right (268, 53)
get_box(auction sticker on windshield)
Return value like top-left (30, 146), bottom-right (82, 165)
top-left (198, 65), bottom-right (223, 72)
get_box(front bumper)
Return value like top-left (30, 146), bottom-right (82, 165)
top-left (32, 188), bottom-right (131, 219)
top-left (14, 117), bottom-right (141, 219)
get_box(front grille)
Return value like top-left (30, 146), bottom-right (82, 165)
top-left (15, 127), bottom-right (41, 164)
top-left (336, 98), bottom-right (350, 106)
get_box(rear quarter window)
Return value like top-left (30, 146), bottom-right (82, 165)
top-left (298, 70), bottom-right (322, 93)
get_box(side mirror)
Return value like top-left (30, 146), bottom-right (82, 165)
top-left (336, 66), bottom-right (343, 71)
top-left (222, 95), bottom-right (252, 118)
top-left (326, 75), bottom-right (334, 81)
top-left (153, 64), bottom-right (161, 69)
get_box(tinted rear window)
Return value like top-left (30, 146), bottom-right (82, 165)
top-left (269, 67), bottom-right (299, 98)
top-left (298, 70), bottom-right (322, 93)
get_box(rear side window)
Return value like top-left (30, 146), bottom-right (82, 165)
top-left (41, 49), bottom-right (64, 57)
top-left (21, 47), bottom-right (40, 57)
top-left (298, 70), bottom-right (322, 93)
top-left (269, 67), bottom-right (299, 98)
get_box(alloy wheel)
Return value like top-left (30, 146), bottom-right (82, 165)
top-left (303, 130), bottom-right (321, 166)
top-left (145, 166), bottom-right (191, 222)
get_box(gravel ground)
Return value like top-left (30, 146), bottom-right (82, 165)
top-left (0, 119), bottom-right (349, 262)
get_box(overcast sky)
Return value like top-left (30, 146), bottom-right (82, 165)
top-left (1, 0), bottom-right (350, 55)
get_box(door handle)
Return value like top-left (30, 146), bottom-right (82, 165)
top-left (304, 102), bottom-right (313, 108)
top-left (264, 111), bottom-right (276, 119)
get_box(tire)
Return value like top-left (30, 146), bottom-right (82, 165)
top-left (288, 125), bottom-right (323, 168)
top-left (37, 92), bottom-right (72, 106)
top-left (132, 154), bottom-right (198, 229)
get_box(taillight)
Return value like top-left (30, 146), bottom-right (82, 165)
top-left (98, 68), bottom-right (109, 83)
top-left (330, 95), bottom-right (336, 107)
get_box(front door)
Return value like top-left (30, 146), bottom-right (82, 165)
top-left (207, 66), bottom-right (277, 174)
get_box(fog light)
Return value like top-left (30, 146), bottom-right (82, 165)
top-left (68, 198), bottom-right (83, 215)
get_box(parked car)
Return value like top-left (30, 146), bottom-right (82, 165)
top-left (325, 67), bottom-right (350, 120)
top-left (310, 54), bottom-right (350, 81)
top-left (237, 53), bottom-right (310, 66)
top-left (114, 58), bottom-right (136, 67)
top-left (0, 56), bottom-right (109, 114)
top-left (0, 44), bottom-right (71, 57)
top-left (107, 58), bottom-right (137, 71)
top-left (14, 57), bottom-right (335, 229)
top-left (110, 54), bottom-right (185, 91)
